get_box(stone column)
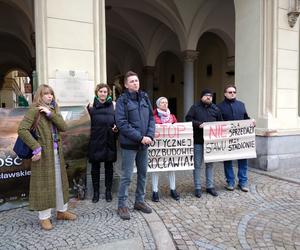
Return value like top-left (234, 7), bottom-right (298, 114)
top-left (142, 66), bottom-right (155, 104)
top-left (34, 0), bottom-right (48, 86)
top-left (182, 50), bottom-right (198, 116)
top-left (94, 0), bottom-right (107, 84)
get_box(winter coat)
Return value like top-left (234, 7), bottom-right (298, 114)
top-left (185, 102), bottom-right (223, 144)
top-left (17, 106), bottom-right (69, 211)
top-left (153, 109), bottom-right (177, 124)
top-left (217, 98), bottom-right (250, 121)
top-left (115, 90), bottom-right (155, 150)
top-left (87, 98), bottom-right (117, 163)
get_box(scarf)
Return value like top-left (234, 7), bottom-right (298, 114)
top-left (157, 108), bottom-right (172, 124)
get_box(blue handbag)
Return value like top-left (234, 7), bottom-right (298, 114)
top-left (13, 112), bottom-right (40, 159)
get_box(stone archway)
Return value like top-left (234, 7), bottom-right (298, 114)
top-left (195, 32), bottom-right (230, 104)
top-left (154, 51), bottom-right (183, 119)
top-left (0, 0), bottom-right (35, 107)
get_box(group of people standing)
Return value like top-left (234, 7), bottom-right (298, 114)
top-left (18, 70), bottom-right (252, 229)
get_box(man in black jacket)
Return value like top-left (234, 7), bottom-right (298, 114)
top-left (186, 89), bottom-right (223, 198)
top-left (217, 84), bottom-right (253, 192)
top-left (115, 71), bottom-right (155, 220)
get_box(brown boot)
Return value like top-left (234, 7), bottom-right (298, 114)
top-left (40, 219), bottom-right (53, 230)
top-left (56, 211), bottom-right (77, 221)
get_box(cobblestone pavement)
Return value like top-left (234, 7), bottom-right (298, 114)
top-left (0, 199), bottom-right (155, 250)
top-left (1, 164), bottom-right (300, 250)
top-left (145, 164), bottom-right (300, 250)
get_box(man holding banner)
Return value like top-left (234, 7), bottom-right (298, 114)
top-left (186, 89), bottom-right (223, 198)
top-left (217, 84), bottom-right (253, 192)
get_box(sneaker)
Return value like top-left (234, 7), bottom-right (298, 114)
top-left (152, 191), bottom-right (159, 202)
top-left (134, 202), bottom-right (152, 214)
top-left (170, 189), bottom-right (180, 201)
top-left (118, 207), bottom-right (130, 220)
top-left (206, 188), bottom-right (218, 197)
top-left (40, 219), bottom-right (53, 230)
top-left (56, 211), bottom-right (77, 221)
top-left (195, 189), bottom-right (202, 198)
top-left (238, 184), bottom-right (249, 192)
top-left (225, 184), bottom-right (234, 191)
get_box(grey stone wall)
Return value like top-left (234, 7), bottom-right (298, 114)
top-left (249, 135), bottom-right (300, 171)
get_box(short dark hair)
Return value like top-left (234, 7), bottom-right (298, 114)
top-left (224, 84), bottom-right (236, 93)
top-left (124, 71), bottom-right (138, 84)
top-left (94, 83), bottom-right (112, 96)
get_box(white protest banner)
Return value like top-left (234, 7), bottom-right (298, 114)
top-left (147, 122), bottom-right (194, 172)
top-left (203, 120), bottom-right (256, 163)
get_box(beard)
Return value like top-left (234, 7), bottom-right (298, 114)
top-left (202, 98), bottom-right (212, 105)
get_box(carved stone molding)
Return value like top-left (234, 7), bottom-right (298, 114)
top-left (288, 11), bottom-right (300, 28)
top-left (182, 50), bottom-right (199, 62)
top-left (142, 66), bottom-right (155, 75)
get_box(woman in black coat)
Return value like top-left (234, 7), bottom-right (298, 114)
top-left (87, 83), bottom-right (117, 203)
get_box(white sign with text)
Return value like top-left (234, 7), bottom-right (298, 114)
top-left (203, 120), bottom-right (256, 163)
top-left (147, 122), bottom-right (194, 172)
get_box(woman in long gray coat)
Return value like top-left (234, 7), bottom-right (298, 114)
top-left (18, 84), bottom-right (76, 230)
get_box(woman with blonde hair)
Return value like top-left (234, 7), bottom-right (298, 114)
top-left (18, 84), bottom-right (76, 230)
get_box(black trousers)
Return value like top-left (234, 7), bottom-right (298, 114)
top-left (91, 161), bottom-right (113, 192)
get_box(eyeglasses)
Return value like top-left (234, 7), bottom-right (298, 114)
top-left (227, 91), bottom-right (236, 94)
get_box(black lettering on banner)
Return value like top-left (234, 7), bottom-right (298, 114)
top-left (228, 140), bottom-right (255, 151)
top-left (229, 123), bottom-right (255, 137)
top-left (148, 154), bottom-right (194, 169)
top-left (162, 139), bottom-right (192, 148)
top-left (149, 147), bottom-right (194, 158)
top-left (205, 141), bottom-right (226, 154)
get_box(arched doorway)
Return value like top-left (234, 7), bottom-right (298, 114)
top-left (0, 0), bottom-right (35, 108)
top-left (195, 32), bottom-right (230, 104)
top-left (154, 51), bottom-right (183, 119)
top-left (0, 69), bottom-right (31, 108)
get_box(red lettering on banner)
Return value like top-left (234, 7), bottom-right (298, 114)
top-left (155, 124), bottom-right (187, 139)
top-left (177, 125), bottom-right (186, 136)
top-left (209, 125), bottom-right (227, 139)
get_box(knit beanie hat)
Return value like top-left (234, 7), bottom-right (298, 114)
top-left (156, 96), bottom-right (167, 107)
top-left (201, 89), bottom-right (213, 98)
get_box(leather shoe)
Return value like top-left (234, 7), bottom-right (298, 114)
top-left (118, 207), bottom-right (130, 220)
top-left (206, 188), bottom-right (218, 197)
top-left (92, 191), bottom-right (99, 203)
top-left (40, 219), bottom-right (53, 230)
top-left (56, 211), bottom-right (77, 220)
top-left (105, 190), bottom-right (112, 202)
top-left (195, 189), bottom-right (202, 198)
top-left (134, 202), bottom-right (152, 214)
top-left (170, 189), bottom-right (180, 201)
top-left (152, 191), bottom-right (159, 202)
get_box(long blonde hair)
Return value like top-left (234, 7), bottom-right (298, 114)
top-left (32, 84), bottom-right (57, 110)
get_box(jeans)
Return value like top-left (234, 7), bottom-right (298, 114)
top-left (118, 148), bottom-right (148, 208)
top-left (193, 144), bottom-right (214, 189)
top-left (224, 159), bottom-right (248, 187)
